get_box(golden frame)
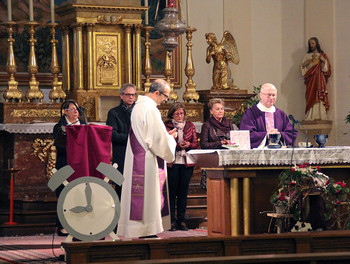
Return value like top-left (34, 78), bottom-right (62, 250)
top-left (93, 32), bottom-right (122, 89)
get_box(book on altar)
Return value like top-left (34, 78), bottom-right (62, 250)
top-left (230, 130), bottom-right (251, 150)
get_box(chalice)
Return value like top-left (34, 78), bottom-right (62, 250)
top-left (314, 134), bottom-right (328, 148)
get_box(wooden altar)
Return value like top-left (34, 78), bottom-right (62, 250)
top-left (189, 147), bottom-right (350, 236)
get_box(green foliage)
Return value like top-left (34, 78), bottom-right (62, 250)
top-left (232, 85), bottom-right (261, 126)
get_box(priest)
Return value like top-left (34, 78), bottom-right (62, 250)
top-left (117, 79), bottom-right (177, 238)
top-left (240, 83), bottom-right (296, 148)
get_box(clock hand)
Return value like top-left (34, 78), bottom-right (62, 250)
top-left (85, 182), bottom-right (93, 212)
top-left (70, 206), bottom-right (87, 213)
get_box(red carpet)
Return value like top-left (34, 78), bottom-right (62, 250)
top-left (0, 229), bottom-right (207, 263)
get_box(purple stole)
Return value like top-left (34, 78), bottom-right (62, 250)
top-left (129, 127), bottom-right (169, 220)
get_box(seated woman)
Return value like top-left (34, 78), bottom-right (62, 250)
top-left (200, 98), bottom-right (238, 149)
top-left (53, 100), bottom-right (86, 236)
top-left (164, 103), bottom-right (198, 231)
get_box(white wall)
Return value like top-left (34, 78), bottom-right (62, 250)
top-left (178, 0), bottom-right (349, 146)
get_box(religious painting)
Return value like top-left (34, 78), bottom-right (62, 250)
top-left (0, 0), bottom-right (65, 85)
top-left (141, 0), bottom-right (182, 88)
top-left (93, 32), bottom-right (122, 89)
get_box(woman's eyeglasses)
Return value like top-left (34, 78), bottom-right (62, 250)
top-left (173, 112), bottom-right (185, 117)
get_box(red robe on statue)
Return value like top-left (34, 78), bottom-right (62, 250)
top-left (304, 52), bottom-right (331, 115)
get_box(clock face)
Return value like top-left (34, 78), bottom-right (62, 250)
top-left (57, 176), bottom-right (120, 241)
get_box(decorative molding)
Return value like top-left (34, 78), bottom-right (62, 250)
top-left (12, 109), bottom-right (60, 118)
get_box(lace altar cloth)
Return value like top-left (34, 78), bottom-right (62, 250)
top-left (0, 123), bottom-right (56, 134)
top-left (189, 147), bottom-right (350, 166)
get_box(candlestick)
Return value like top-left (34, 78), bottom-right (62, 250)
top-left (145, 0), bottom-right (149, 25)
top-left (50, 0), bottom-right (55, 23)
top-left (186, 0), bottom-right (190, 27)
top-left (29, 0), bottom-right (34, 21)
top-left (7, 0), bottom-right (12, 21)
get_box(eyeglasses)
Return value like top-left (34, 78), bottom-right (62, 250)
top-left (66, 108), bottom-right (78, 112)
top-left (159, 90), bottom-right (169, 99)
top-left (173, 112), bottom-right (185, 117)
top-left (122, 93), bottom-right (136, 97)
top-left (261, 92), bottom-right (277, 98)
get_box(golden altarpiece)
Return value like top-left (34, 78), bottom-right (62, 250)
top-left (56, 0), bottom-right (147, 121)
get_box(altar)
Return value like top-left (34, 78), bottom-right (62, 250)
top-left (189, 147), bottom-right (350, 236)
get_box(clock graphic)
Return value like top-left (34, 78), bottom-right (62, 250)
top-left (48, 162), bottom-right (124, 241)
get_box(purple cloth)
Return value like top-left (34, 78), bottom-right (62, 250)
top-left (129, 128), bottom-right (146, 220)
top-left (129, 128), bottom-right (169, 220)
top-left (157, 157), bottom-right (169, 217)
top-left (240, 105), bottom-right (297, 148)
top-left (66, 124), bottom-right (112, 181)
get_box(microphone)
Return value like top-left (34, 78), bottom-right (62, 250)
top-left (289, 114), bottom-right (310, 148)
top-left (288, 114), bottom-right (301, 125)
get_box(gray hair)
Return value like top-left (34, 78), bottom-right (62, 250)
top-left (208, 98), bottom-right (225, 110)
top-left (149, 79), bottom-right (168, 93)
top-left (120, 83), bottom-right (136, 95)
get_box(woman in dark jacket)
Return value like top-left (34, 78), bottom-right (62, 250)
top-left (164, 103), bottom-right (198, 231)
top-left (53, 100), bottom-right (86, 236)
top-left (200, 98), bottom-right (238, 149)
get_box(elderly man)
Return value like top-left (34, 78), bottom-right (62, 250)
top-left (106, 83), bottom-right (136, 199)
top-left (117, 79), bottom-right (177, 238)
top-left (240, 83), bottom-right (296, 148)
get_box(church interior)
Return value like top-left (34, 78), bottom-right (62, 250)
top-left (1, 0), bottom-right (350, 263)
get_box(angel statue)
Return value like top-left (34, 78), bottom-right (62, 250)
top-left (205, 31), bottom-right (240, 90)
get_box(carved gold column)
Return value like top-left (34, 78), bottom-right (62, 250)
top-left (62, 27), bottom-right (70, 92)
top-left (86, 23), bottom-right (94, 90)
top-left (135, 24), bottom-right (142, 91)
top-left (183, 27), bottom-right (199, 102)
top-left (143, 26), bottom-right (153, 93)
top-left (164, 51), bottom-right (177, 102)
top-left (73, 23), bottom-right (84, 90)
top-left (124, 24), bottom-right (132, 84)
top-left (3, 21), bottom-right (22, 102)
top-left (26, 22), bottom-right (43, 102)
top-left (48, 23), bottom-right (66, 102)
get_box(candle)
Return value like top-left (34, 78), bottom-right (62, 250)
top-left (186, 0), bottom-right (190, 27)
top-left (7, 0), bottom-right (12, 21)
top-left (29, 0), bottom-right (34, 21)
top-left (50, 0), bottom-right (55, 23)
top-left (145, 0), bottom-right (149, 25)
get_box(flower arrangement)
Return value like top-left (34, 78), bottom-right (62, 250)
top-left (270, 163), bottom-right (329, 220)
top-left (326, 179), bottom-right (349, 204)
top-left (271, 163), bottom-right (350, 230)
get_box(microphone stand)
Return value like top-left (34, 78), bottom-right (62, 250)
top-left (290, 121), bottom-right (295, 166)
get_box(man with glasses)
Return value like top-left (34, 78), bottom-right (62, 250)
top-left (117, 79), bottom-right (177, 239)
top-left (106, 83), bottom-right (137, 200)
top-left (240, 83), bottom-right (296, 148)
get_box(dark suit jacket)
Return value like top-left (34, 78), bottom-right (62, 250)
top-left (106, 102), bottom-right (133, 173)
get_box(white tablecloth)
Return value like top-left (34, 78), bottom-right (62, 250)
top-left (0, 123), bottom-right (56, 134)
top-left (188, 146), bottom-right (350, 166)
